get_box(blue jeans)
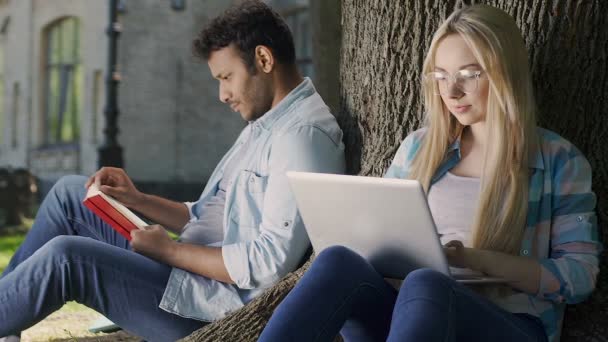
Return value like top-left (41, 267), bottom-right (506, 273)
top-left (259, 245), bottom-right (548, 342)
top-left (0, 176), bottom-right (203, 341)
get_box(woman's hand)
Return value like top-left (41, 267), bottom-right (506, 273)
top-left (444, 240), bottom-right (469, 268)
top-left (85, 167), bottom-right (144, 208)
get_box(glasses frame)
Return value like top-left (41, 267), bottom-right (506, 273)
top-left (424, 69), bottom-right (484, 96)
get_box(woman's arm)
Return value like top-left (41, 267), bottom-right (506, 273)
top-left (445, 241), bottom-right (540, 294)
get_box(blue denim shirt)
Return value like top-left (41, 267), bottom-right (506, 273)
top-left (385, 128), bottom-right (601, 342)
top-left (159, 78), bottom-right (345, 322)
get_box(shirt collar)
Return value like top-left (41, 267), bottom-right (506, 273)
top-left (251, 77), bottom-right (315, 131)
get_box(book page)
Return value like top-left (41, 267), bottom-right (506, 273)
top-left (85, 184), bottom-right (148, 229)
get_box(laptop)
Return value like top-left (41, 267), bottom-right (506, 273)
top-left (286, 171), bottom-right (506, 284)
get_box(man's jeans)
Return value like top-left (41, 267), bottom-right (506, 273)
top-left (0, 176), bottom-right (203, 341)
top-left (259, 245), bottom-right (549, 342)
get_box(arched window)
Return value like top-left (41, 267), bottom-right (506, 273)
top-left (44, 17), bottom-right (82, 145)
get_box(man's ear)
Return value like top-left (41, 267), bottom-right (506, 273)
top-left (255, 45), bottom-right (275, 74)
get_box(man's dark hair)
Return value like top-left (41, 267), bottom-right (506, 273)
top-left (193, 0), bottom-right (296, 70)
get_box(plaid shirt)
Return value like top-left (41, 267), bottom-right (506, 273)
top-left (384, 127), bottom-right (602, 342)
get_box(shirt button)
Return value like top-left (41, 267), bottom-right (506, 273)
top-left (522, 249), bottom-right (529, 255)
top-left (577, 216), bottom-right (583, 222)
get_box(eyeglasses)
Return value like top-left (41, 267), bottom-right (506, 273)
top-left (424, 69), bottom-right (484, 96)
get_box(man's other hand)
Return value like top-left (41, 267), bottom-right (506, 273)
top-left (131, 225), bottom-right (176, 263)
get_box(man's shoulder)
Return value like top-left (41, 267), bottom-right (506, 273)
top-left (274, 92), bottom-right (341, 139)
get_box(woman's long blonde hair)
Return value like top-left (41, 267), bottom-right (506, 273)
top-left (409, 4), bottom-right (538, 255)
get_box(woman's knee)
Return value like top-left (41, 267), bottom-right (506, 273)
top-left (402, 268), bottom-right (451, 290)
top-left (316, 245), bottom-right (367, 269)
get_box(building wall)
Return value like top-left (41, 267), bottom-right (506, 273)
top-left (116, 0), bottom-right (244, 184)
top-left (0, 0), bottom-right (33, 169)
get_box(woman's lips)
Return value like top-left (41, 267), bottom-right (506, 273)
top-left (452, 105), bottom-right (471, 114)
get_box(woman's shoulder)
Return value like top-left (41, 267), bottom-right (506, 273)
top-left (536, 127), bottom-right (587, 159)
top-left (407, 127), bottom-right (428, 140)
top-left (400, 127), bottom-right (428, 148)
top-left (536, 127), bottom-right (591, 173)
top-left (384, 128), bottom-right (427, 178)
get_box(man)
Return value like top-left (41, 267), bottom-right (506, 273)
top-left (0, 1), bottom-right (345, 341)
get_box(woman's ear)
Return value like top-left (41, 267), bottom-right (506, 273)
top-left (255, 45), bottom-right (275, 74)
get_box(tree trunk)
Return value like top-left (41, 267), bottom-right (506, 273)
top-left (337, 0), bottom-right (608, 341)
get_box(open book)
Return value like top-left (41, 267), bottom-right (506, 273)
top-left (83, 184), bottom-right (147, 241)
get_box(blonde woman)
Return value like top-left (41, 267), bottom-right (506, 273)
top-left (259, 4), bottom-right (601, 342)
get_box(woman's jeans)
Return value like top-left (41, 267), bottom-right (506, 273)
top-left (259, 245), bottom-right (548, 342)
top-left (0, 176), bottom-right (203, 341)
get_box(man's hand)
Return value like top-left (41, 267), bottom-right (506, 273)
top-left (85, 167), bottom-right (143, 208)
top-left (130, 225), bottom-right (176, 263)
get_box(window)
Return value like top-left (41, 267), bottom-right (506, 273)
top-left (268, 0), bottom-right (313, 77)
top-left (44, 17), bottom-right (83, 145)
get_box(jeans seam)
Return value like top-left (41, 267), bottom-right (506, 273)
top-left (66, 216), bottom-right (104, 241)
top-left (313, 282), bottom-right (385, 342)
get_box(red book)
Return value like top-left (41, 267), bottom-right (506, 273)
top-left (83, 184), bottom-right (147, 241)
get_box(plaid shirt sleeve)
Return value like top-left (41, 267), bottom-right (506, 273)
top-left (536, 143), bottom-right (603, 304)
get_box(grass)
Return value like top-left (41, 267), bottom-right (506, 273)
top-left (0, 233), bottom-right (26, 273)
top-left (0, 218), bottom-right (32, 273)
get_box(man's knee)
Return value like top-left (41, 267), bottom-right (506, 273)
top-left (49, 175), bottom-right (88, 202)
top-left (53, 175), bottom-right (88, 192)
top-left (42, 236), bottom-right (87, 260)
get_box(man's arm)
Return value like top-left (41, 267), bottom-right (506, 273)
top-left (130, 194), bottom-right (190, 234)
top-left (131, 225), bottom-right (234, 283)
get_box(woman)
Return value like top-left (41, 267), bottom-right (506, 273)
top-left (259, 4), bottom-right (601, 342)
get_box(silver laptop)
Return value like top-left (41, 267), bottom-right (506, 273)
top-left (287, 171), bottom-right (505, 284)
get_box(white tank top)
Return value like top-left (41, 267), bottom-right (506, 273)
top-left (426, 171), bottom-right (481, 247)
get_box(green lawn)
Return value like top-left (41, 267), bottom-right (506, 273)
top-left (0, 234), bottom-right (25, 273)
top-left (0, 224), bottom-right (29, 273)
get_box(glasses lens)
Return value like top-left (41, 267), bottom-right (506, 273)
top-left (425, 72), bottom-right (446, 95)
top-left (455, 70), bottom-right (479, 93)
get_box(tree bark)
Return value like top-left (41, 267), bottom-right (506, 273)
top-left (337, 0), bottom-right (608, 341)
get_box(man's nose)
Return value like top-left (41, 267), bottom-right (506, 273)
top-left (219, 84), bottom-right (231, 103)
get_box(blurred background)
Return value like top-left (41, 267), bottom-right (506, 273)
top-left (0, 0), bottom-right (341, 230)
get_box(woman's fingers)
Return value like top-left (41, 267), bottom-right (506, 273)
top-left (444, 240), bottom-right (464, 249)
